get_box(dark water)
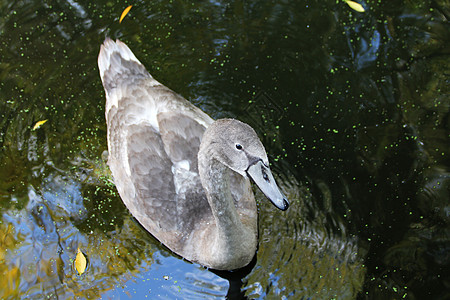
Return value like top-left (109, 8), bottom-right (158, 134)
top-left (0, 0), bottom-right (448, 299)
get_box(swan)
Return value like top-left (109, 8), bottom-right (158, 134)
top-left (98, 38), bottom-right (289, 270)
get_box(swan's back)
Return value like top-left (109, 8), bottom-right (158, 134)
top-left (98, 39), bottom-right (257, 268)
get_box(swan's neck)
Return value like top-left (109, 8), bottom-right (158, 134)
top-left (198, 150), bottom-right (254, 269)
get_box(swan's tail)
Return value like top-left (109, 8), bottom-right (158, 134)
top-left (98, 38), bottom-right (152, 95)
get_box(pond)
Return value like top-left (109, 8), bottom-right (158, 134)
top-left (0, 0), bottom-right (448, 299)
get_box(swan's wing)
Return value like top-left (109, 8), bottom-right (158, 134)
top-left (158, 112), bottom-right (205, 173)
top-left (157, 112), bottom-right (211, 232)
top-left (119, 111), bottom-right (212, 251)
top-left (125, 122), bottom-right (179, 232)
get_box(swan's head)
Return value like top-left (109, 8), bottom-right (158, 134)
top-left (200, 119), bottom-right (289, 211)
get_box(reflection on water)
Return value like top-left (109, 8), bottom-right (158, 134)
top-left (0, 0), bottom-right (449, 299)
top-left (245, 175), bottom-right (365, 299)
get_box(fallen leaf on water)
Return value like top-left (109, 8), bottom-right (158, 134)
top-left (74, 248), bottom-right (87, 275)
top-left (120, 5), bottom-right (133, 23)
top-left (345, 0), bottom-right (365, 12)
top-left (32, 119), bottom-right (48, 130)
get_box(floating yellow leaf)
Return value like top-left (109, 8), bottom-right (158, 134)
top-left (345, 0), bottom-right (365, 12)
top-left (74, 248), bottom-right (87, 275)
top-left (120, 5), bottom-right (133, 23)
top-left (32, 119), bottom-right (48, 130)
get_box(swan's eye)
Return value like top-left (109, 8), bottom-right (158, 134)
top-left (235, 144), bottom-right (243, 150)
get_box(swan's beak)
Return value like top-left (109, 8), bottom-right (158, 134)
top-left (246, 160), bottom-right (289, 211)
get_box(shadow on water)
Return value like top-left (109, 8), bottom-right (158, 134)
top-left (0, 0), bottom-right (449, 299)
top-left (211, 257), bottom-right (257, 300)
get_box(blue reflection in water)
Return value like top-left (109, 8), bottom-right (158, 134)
top-left (102, 254), bottom-right (229, 300)
top-left (346, 24), bottom-right (381, 70)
